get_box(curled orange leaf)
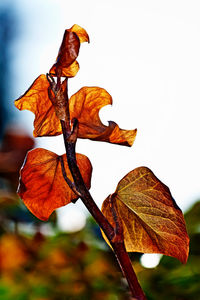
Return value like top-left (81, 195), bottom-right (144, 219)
top-left (14, 74), bottom-right (61, 137)
top-left (18, 148), bottom-right (92, 221)
top-left (69, 87), bottom-right (137, 146)
top-left (49, 25), bottom-right (89, 77)
top-left (102, 167), bottom-right (189, 263)
top-left (50, 30), bottom-right (80, 77)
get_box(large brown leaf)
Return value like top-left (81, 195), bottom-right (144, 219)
top-left (102, 167), bottom-right (189, 263)
top-left (18, 148), bottom-right (92, 221)
top-left (69, 87), bottom-right (137, 146)
top-left (49, 25), bottom-right (89, 77)
top-left (14, 74), bottom-right (62, 137)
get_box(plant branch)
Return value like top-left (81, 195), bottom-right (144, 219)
top-left (59, 80), bottom-right (147, 300)
top-left (61, 120), bottom-right (115, 241)
top-left (108, 196), bottom-right (145, 298)
top-left (112, 241), bottom-right (146, 300)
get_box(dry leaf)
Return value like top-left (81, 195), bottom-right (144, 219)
top-left (49, 30), bottom-right (80, 77)
top-left (14, 75), bottom-right (62, 137)
top-left (15, 80), bottom-right (136, 146)
top-left (69, 87), bottom-right (137, 146)
top-left (18, 148), bottom-right (92, 221)
top-left (102, 167), bottom-right (189, 263)
top-left (49, 25), bottom-right (89, 77)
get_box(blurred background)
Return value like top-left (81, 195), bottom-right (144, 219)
top-left (0, 0), bottom-right (200, 299)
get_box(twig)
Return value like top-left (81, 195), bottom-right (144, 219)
top-left (58, 79), bottom-right (147, 300)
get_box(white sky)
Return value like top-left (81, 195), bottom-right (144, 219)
top-left (7, 0), bottom-right (200, 222)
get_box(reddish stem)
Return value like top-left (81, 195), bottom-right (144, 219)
top-left (61, 121), bottom-right (114, 241)
top-left (112, 242), bottom-right (146, 300)
top-left (61, 120), bottom-right (146, 300)
top-left (58, 79), bottom-right (147, 300)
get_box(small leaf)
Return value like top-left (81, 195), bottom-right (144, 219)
top-left (69, 87), bottom-right (137, 146)
top-left (102, 167), bottom-right (189, 263)
top-left (18, 148), bottom-right (92, 221)
top-left (14, 75), bottom-right (61, 137)
top-left (49, 25), bottom-right (89, 77)
top-left (50, 30), bottom-right (80, 77)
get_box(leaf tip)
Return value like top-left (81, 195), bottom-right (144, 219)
top-left (69, 24), bottom-right (90, 43)
top-left (128, 128), bottom-right (137, 147)
top-left (180, 235), bottom-right (190, 264)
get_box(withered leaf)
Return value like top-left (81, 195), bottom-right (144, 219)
top-left (69, 87), bottom-right (137, 146)
top-left (18, 148), bottom-right (92, 221)
top-left (15, 79), bottom-right (137, 146)
top-left (50, 30), bottom-right (80, 77)
top-left (14, 74), bottom-right (62, 137)
top-left (102, 167), bottom-right (189, 263)
top-left (49, 25), bottom-right (89, 77)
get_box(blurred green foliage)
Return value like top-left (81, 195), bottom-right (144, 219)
top-left (0, 220), bottom-right (128, 300)
top-left (1, 199), bottom-right (200, 300)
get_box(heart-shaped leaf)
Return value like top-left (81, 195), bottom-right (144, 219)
top-left (102, 167), bottom-right (189, 263)
top-left (18, 148), bottom-right (92, 221)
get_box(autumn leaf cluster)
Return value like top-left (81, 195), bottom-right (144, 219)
top-left (14, 24), bottom-right (189, 265)
top-left (15, 25), bottom-right (136, 220)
